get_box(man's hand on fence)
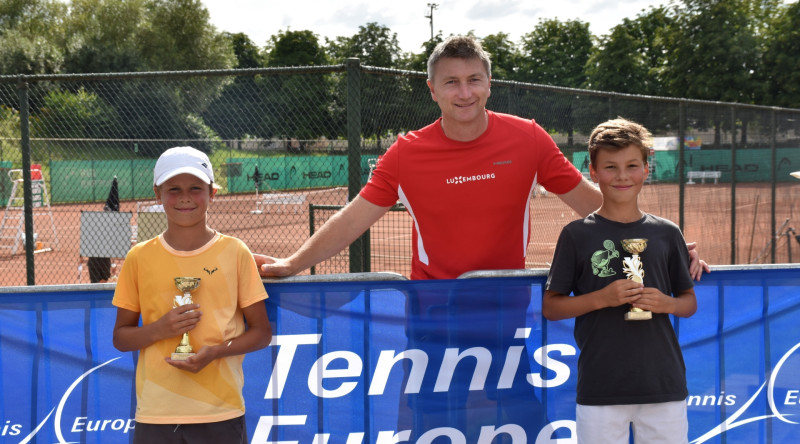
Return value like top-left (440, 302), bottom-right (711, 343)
top-left (255, 253), bottom-right (294, 277)
top-left (687, 242), bottom-right (710, 281)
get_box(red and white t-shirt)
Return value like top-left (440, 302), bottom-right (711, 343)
top-left (360, 110), bottom-right (582, 280)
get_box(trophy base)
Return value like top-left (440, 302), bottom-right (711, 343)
top-left (170, 352), bottom-right (195, 361)
top-left (625, 310), bottom-right (653, 321)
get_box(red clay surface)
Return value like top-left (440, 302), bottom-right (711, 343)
top-left (2, 182), bottom-right (799, 286)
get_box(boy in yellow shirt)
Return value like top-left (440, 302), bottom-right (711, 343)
top-left (112, 146), bottom-right (272, 443)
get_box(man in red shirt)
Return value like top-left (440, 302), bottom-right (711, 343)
top-left (255, 35), bottom-right (706, 441)
top-left (255, 36), bottom-right (707, 280)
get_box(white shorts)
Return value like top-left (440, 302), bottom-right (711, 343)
top-left (576, 401), bottom-right (688, 444)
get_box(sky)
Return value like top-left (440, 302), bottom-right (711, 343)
top-left (200, 0), bottom-right (667, 54)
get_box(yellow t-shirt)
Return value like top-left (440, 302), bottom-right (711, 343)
top-left (112, 232), bottom-right (268, 424)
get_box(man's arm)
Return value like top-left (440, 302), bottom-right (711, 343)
top-left (556, 177), bottom-right (710, 281)
top-left (556, 177), bottom-right (603, 217)
top-left (256, 195), bottom-right (392, 277)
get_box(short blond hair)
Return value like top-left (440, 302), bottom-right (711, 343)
top-left (588, 118), bottom-right (652, 167)
top-left (427, 35), bottom-right (492, 82)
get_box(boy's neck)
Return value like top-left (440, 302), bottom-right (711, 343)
top-left (162, 225), bottom-right (217, 251)
top-left (595, 203), bottom-right (645, 224)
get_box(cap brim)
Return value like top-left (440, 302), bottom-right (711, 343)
top-left (791, 171), bottom-right (800, 180)
top-left (155, 167), bottom-right (212, 186)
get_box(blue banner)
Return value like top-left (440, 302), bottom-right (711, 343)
top-left (1, 267), bottom-right (799, 443)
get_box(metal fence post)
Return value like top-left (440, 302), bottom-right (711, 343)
top-left (730, 106), bottom-right (737, 264)
top-left (770, 109), bottom-right (777, 264)
top-left (346, 58), bottom-right (366, 273)
top-left (17, 77), bottom-right (35, 285)
top-left (678, 102), bottom-right (686, 232)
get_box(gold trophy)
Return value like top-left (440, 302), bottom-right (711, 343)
top-left (171, 277), bottom-right (201, 360)
top-left (621, 239), bottom-right (652, 321)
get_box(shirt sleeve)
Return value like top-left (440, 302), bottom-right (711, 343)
top-left (359, 139), bottom-right (401, 207)
top-left (236, 239), bottom-right (269, 308)
top-left (546, 226), bottom-right (579, 296)
top-left (531, 120), bottom-right (583, 195)
top-left (112, 245), bottom-right (141, 312)
top-left (668, 226), bottom-right (695, 293)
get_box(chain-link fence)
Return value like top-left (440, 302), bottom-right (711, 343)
top-left (1, 61), bottom-right (800, 285)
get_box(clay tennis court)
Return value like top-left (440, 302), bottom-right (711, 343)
top-left (1, 181), bottom-right (798, 286)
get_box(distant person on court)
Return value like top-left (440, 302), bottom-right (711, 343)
top-left (543, 118), bottom-right (697, 443)
top-left (112, 146), bottom-right (272, 444)
top-left (254, 35), bottom-right (707, 280)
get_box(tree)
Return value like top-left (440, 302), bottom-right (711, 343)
top-left (586, 19), bottom-right (652, 95)
top-left (401, 34), bottom-right (442, 73)
top-left (761, 1), bottom-right (800, 108)
top-left (481, 33), bottom-right (518, 80)
top-left (327, 22), bottom-right (403, 68)
top-left (262, 30), bottom-right (335, 144)
top-left (137, 0), bottom-right (234, 71)
top-left (518, 19), bottom-right (594, 146)
top-left (0, 0), bottom-right (65, 75)
top-left (62, 0), bottom-right (145, 73)
top-left (227, 32), bottom-right (265, 69)
top-left (518, 19), bottom-right (593, 88)
top-left (266, 29), bottom-right (328, 67)
top-left (661, 0), bottom-right (773, 147)
top-left (661, 0), bottom-right (761, 103)
top-left (32, 88), bottom-right (119, 138)
top-left (327, 23), bottom-right (410, 148)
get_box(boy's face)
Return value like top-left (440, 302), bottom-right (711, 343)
top-left (153, 173), bottom-right (216, 229)
top-left (589, 144), bottom-right (648, 205)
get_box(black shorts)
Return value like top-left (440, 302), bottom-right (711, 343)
top-left (133, 415), bottom-right (247, 444)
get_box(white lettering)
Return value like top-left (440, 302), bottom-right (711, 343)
top-left (370, 349), bottom-right (428, 395)
top-left (417, 427), bottom-right (466, 444)
top-left (785, 390), bottom-right (800, 405)
top-left (265, 334), bottom-right (322, 399)
top-left (498, 328), bottom-right (531, 389)
top-left (308, 351), bottom-right (362, 398)
top-left (252, 415), bottom-right (307, 444)
top-left (434, 347), bottom-right (491, 392)
top-left (530, 344), bottom-right (575, 388)
top-left (376, 430), bottom-right (411, 443)
top-left (478, 424), bottom-right (526, 443)
top-left (535, 420), bottom-right (576, 444)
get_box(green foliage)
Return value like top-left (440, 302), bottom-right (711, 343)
top-left (183, 113), bottom-right (225, 153)
top-left (227, 32), bottom-right (265, 69)
top-left (0, 105), bottom-right (21, 160)
top-left (585, 20), bottom-right (649, 94)
top-left (266, 30), bottom-right (328, 67)
top-left (327, 22), bottom-right (402, 67)
top-left (481, 33), bottom-right (518, 80)
top-left (401, 34), bottom-right (442, 73)
top-left (138, 0), bottom-right (235, 71)
top-left (0, 29), bottom-right (63, 75)
top-left (62, 0), bottom-right (146, 73)
top-left (761, 1), bottom-right (800, 107)
top-left (32, 88), bottom-right (118, 138)
top-left (519, 19), bottom-right (593, 88)
top-left (662, 0), bottom-right (761, 103)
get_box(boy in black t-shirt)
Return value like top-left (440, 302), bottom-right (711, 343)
top-left (544, 118), bottom-right (697, 444)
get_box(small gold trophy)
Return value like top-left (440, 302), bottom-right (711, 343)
top-left (621, 239), bottom-right (652, 321)
top-left (171, 277), bottom-right (201, 360)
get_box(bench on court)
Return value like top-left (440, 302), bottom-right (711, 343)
top-left (261, 193), bottom-right (306, 213)
top-left (687, 171), bottom-right (721, 184)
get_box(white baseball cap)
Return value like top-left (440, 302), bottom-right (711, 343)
top-left (153, 146), bottom-right (214, 186)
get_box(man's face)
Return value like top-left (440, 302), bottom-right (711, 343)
top-left (427, 57), bottom-right (491, 128)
